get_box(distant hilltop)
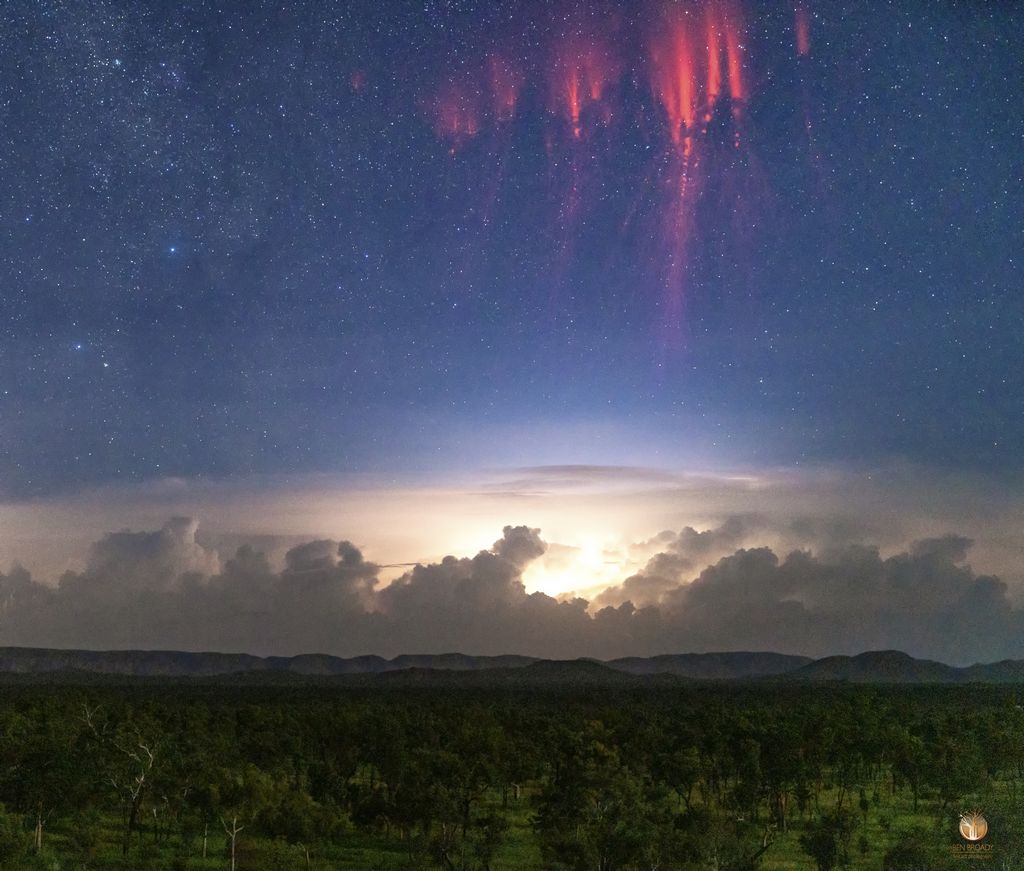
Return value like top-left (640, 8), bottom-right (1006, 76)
top-left (2, 646), bottom-right (1024, 685)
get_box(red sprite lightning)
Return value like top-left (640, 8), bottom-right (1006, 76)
top-left (705, 5), bottom-right (722, 108)
top-left (428, 78), bottom-right (482, 151)
top-left (648, 0), bottom-right (747, 154)
top-left (648, 12), bottom-right (699, 156)
top-left (794, 3), bottom-right (811, 56)
top-left (421, 0), bottom-right (771, 330)
top-left (723, 2), bottom-right (746, 104)
top-left (644, 0), bottom-right (750, 323)
top-left (550, 32), bottom-right (618, 139)
top-left (488, 52), bottom-right (525, 123)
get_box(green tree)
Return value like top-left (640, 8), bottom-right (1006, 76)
top-left (467, 811), bottom-right (508, 871)
top-left (534, 723), bottom-right (667, 871)
top-left (211, 764), bottom-right (275, 871)
top-left (0, 802), bottom-right (29, 865)
top-left (799, 810), bottom-right (855, 871)
top-left (882, 828), bottom-right (935, 871)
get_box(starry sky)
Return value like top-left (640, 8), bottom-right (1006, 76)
top-left (1, 0), bottom-right (1023, 657)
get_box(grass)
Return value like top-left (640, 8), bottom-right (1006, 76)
top-left (12, 779), bottom-right (1004, 870)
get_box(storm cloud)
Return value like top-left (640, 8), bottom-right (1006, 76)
top-left (0, 517), bottom-right (1021, 665)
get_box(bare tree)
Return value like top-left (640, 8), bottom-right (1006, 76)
top-left (221, 813), bottom-right (244, 871)
top-left (81, 704), bottom-right (158, 857)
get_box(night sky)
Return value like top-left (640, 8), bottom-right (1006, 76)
top-left (1, 0), bottom-right (1023, 660)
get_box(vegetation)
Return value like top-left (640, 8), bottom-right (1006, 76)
top-left (0, 681), bottom-right (1021, 869)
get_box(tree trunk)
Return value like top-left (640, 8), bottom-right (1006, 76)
top-left (34, 807), bottom-right (43, 853)
top-left (221, 815), bottom-right (244, 871)
top-left (123, 791), bottom-right (145, 857)
top-left (203, 822), bottom-right (208, 859)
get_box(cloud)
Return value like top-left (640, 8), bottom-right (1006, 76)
top-left (491, 525), bottom-right (546, 568)
top-left (651, 536), bottom-right (1019, 663)
top-left (72, 516), bottom-right (221, 593)
top-left (374, 526), bottom-right (597, 655)
top-left (594, 515), bottom-right (762, 607)
top-left (0, 517), bottom-right (1022, 664)
top-left (4, 462), bottom-right (1022, 607)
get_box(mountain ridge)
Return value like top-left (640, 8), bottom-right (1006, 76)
top-left (0, 646), bottom-right (1022, 683)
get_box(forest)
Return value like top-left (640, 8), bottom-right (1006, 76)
top-left (0, 681), bottom-right (1021, 870)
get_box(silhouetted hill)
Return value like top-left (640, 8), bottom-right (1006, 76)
top-left (0, 647), bottom-right (534, 677)
top-left (0, 647), bottom-right (807, 680)
top-left (2, 646), bottom-right (1024, 684)
top-left (389, 653), bottom-right (537, 671)
top-left (784, 650), bottom-right (962, 683)
top-left (961, 659), bottom-right (1024, 683)
top-left (366, 659), bottom-right (649, 689)
top-left (0, 647), bottom-right (266, 677)
top-left (608, 651), bottom-right (812, 679)
top-left (265, 653), bottom-right (389, 674)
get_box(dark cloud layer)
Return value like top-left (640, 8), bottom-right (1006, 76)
top-left (0, 518), bottom-right (1020, 665)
